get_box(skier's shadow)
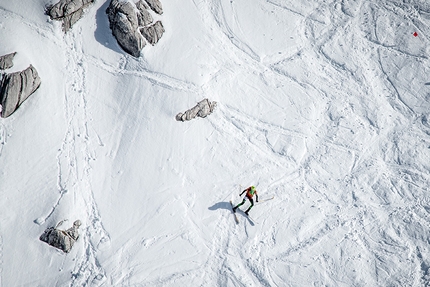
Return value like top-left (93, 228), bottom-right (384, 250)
top-left (236, 209), bottom-right (255, 226)
top-left (208, 201), bottom-right (230, 211)
top-left (208, 202), bottom-right (255, 226)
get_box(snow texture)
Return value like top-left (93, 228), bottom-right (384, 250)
top-left (0, 0), bottom-right (430, 286)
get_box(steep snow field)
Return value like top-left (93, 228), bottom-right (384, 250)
top-left (1, 0), bottom-right (430, 286)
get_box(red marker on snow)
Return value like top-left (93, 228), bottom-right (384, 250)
top-left (413, 32), bottom-right (418, 37)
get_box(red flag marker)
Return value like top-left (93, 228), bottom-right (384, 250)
top-left (413, 32), bottom-right (418, 37)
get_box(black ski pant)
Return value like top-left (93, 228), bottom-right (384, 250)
top-left (234, 195), bottom-right (254, 212)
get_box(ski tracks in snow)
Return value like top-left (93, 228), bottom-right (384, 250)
top-left (61, 28), bottom-right (110, 287)
top-left (199, 201), bottom-right (278, 287)
top-left (0, 124), bottom-right (6, 158)
top-left (33, 27), bottom-right (110, 286)
top-left (9, 0), bottom-right (427, 285)
top-left (200, 0), bottom-right (430, 285)
top-left (85, 54), bottom-right (200, 95)
top-left (0, 235), bottom-right (2, 287)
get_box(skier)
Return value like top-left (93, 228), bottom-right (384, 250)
top-left (233, 186), bottom-right (259, 215)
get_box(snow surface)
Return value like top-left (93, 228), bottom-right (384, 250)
top-left (1, 0), bottom-right (430, 286)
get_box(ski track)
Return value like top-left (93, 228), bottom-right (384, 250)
top-left (185, 0), bottom-right (430, 285)
top-left (62, 28), bottom-right (110, 287)
top-left (0, 6), bottom-right (63, 47)
top-left (29, 26), bottom-right (111, 286)
top-left (0, 235), bottom-right (2, 287)
top-left (215, 0), bottom-right (428, 286)
top-left (2, 0), bottom-right (430, 285)
top-left (84, 54), bottom-right (201, 94)
top-left (97, 0), bottom-right (430, 285)
top-left (210, 105), bottom-right (307, 170)
top-left (0, 124), bottom-right (6, 158)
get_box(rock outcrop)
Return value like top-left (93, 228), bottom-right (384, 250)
top-left (141, 21), bottom-right (164, 45)
top-left (106, 0), bottom-right (146, 57)
top-left (144, 0), bottom-right (163, 15)
top-left (176, 99), bottom-right (217, 122)
top-left (136, 0), bottom-right (153, 26)
top-left (0, 52), bottom-right (16, 70)
top-left (46, 0), bottom-right (95, 32)
top-left (40, 220), bottom-right (81, 253)
top-left (0, 65), bottom-right (41, 118)
top-left (107, 0), bottom-right (164, 57)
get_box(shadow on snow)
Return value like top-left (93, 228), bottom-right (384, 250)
top-left (208, 201), bottom-right (255, 226)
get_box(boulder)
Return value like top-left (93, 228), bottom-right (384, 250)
top-left (0, 65), bottom-right (41, 118)
top-left (0, 52), bottom-right (16, 70)
top-left (40, 220), bottom-right (82, 253)
top-left (140, 21), bottom-right (164, 45)
top-left (176, 99), bottom-right (217, 121)
top-left (46, 0), bottom-right (95, 32)
top-left (136, 0), bottom-right (153, 27)
top-left (106, 0), bottom-right (146, 57)
top-left (144, 0), bottom-right (163, 15)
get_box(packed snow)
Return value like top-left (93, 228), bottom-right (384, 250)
top-left (1, 0), bottom-right (430, 286)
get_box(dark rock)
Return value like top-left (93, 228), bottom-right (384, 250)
top-left (0, 52), bottom-right (16, 70)
top-left (46, 0), bottom-right (95, 32)
top-left (140, 21), bottom-right (164, 45)
top-left (106, 0), bottom-right (146, 57)
top-left (0, 65), bottom-right (41, 118)
top-left (144, 0), bottom-right (163, 15)
top-left (136, 0), bottom-right (153, 27)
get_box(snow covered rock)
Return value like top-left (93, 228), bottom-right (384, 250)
top-left (144, 0), bottom-right (163, 15)
top-left (0, 52), bottom-right (16, 70)
top-left (106, 0), bottom-right (146, 57)
top-left (39, 220), bottom-right (82, 253)
top-left (45, 0), bottom-right (95, 32)
top-left (176, 98), bottom-right (217, 121)
top-left (140, 21), bottom-right (164, 45)
top-left (0, 65), bottom-right (41, 118)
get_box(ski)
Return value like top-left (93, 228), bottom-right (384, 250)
top-left (238, 209), bottom-right (257, 224)
top-left (246, 213), bottom-right (257, 224)
top-left (258, 196), bottom-right (274, 203)
top-left (230, 200), bottom-right (239, 224)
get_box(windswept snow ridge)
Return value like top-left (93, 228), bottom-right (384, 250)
top-left (0, 0), bottom-right (429, 286)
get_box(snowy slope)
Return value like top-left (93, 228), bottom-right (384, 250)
top-left (1, 0), bottom-right (430, 286)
